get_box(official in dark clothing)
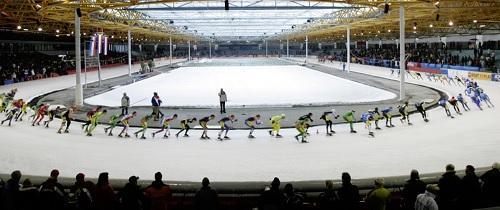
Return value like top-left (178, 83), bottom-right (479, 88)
top-left (337, 172), bottom-right (360, 210)
top-left (194, 177), bottom-right (218, 210)
top-left (402, 170), bottom-right (426, 210)
top-left (438, 164), bottom-right (462, 210)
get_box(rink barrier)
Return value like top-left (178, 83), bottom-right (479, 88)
top-left (0, 167), bottom-right (493, 196)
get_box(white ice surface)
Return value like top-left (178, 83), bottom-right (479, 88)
top-left (84, 65), bottom-right (397, 107)
top-left (0, 58), bottom-right (499, 182)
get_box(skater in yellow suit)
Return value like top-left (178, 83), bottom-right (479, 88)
top-left (134, 115), bottom-right (152, 139)
top-left (294, 120), bottom-right (308, 143)
top-left (269, 114), bottom-right (285, 138)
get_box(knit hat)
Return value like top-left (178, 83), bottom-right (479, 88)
top-left (129, 176), bottom-right (139, 182)
top-left (446, 164), bottom-right (455, 172)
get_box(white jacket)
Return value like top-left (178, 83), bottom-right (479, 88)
top-left (414, 191), bottom-right (439, 210)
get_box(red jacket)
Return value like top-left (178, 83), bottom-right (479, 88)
top-left (145, 182), bottom-right (172, 210)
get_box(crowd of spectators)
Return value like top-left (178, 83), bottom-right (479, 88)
top-left (0, 162), bottom-right (498, 210)
top-left (318, 45), bottom-right (497, 70)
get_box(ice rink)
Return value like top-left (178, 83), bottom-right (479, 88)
top-left (0, 58), bottom-right (499, 182)
top-left (84, 65), bottom-right (397, 107)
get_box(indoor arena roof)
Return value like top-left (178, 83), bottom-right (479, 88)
top-left (0, 0), bottom-right (499, 43)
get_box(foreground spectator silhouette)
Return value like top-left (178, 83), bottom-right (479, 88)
top-left (460, 165), bottom-right (481, 210)
top-left (365, 178), bottom-right (391, 210)
top-left (144, 172), bottom-right (172, 210)
top-left (480, 162), bottom-right (500, 207)
top-left (70, 173), bottom-right (96, 210)
top-left (414, 184), bottom-right (439, 210)
top-left (1, 170), bottom-right (21, 210)
top-left (194, 177), bottom-right (218, 210)
top-left (337, 172), bottom-right (360, 210)
top-left (95, 172), bottom-right (119, 210)
top-left (259, 177), bottom-right (285, 210)
top-left (402, 169), bottom-right (426, 210)
top-left (283, 183), bottom-right (304, 210)
top-left (39, 169), bottom-right (66, 210)
top-left (19, 178), bottom-right (39, 210)
top-left (317, 180), bottom-right (338, 209)
top-left (438, 164), bottom-right (461, 210)
top-left (121, 175), bottom-right (144, 210)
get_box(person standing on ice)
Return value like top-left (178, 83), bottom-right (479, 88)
top-left (320, 109), bottom-right (339, 136)
top-left (151, 92), bottom-right (163, 121)
top-left (152, 114), bottom-right (178, 138)
top-left (121, 93), bottom-right (130, 115)
top-left (118, 111), bottom-right (137, 138)
top-left (218, 88), bottom-right (227, 114)
top-left (217, 114), bottom-right (237, 140)
top-left (176, 117), bottom-right (197, 138)
top-left (343, 110), bottom-right (357, 133)
top-left (199, 114), bottom-right (215, 139)
top-left (269, 114), bottom-right (285, 138)
top-left (245, 114), bottom-right (262, 138)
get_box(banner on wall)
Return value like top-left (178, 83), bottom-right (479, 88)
top-left (447, 69), bottom-right (469, 79)
top-left (468, 72), bottom-right (492, 80)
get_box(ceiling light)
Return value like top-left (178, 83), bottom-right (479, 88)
top-left (387, 29), bottom-right (391, 32)
top-left (56, 29), bottom-right (60, 33)
top-left (413, 26), bottom-right (417, 30)
top-left (479, 25), bottom-right (486, 28)
top-left (448, 21), bottom-right (454, 26)
top-left (473, 20), bottom-right (478, 23)
top-left (16, 25), bottom-right (21, 30)
top-left (23, 28), bottom-right (28, 31)
top-left (37, 27), bottom-right (42, 31)
top-left (434, 1), bottom-right (440, 6)
top-left (429, 24), bottom-right (433, 28)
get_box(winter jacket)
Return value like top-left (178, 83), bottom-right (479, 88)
top-left (94, 184), bottom-right (119, 210)
top-left (144, 181), bottom-right (172, 210)
top-left (18, 186), bottom-right (39, 210)
top-left (71, 181), bottom-right (96, 210)
top-left (365, 187), bottom-right (391, 210)
top-left (438, 171), bottom-right (462, 209)
top-left (1, 178), bottom-right (21, 210)
top-left (337, 183), bottom-right (360, 210)
top-left (194, 186), bottom-right (218, 210)
top-left (39, 178), bottom-right (66, 210)
top-left (218, 91), bottom-right (227, 102)
top-left (414, 191), bottom-right (439, 210)
top-left (121, 95), bottom-right (130, 107)
top-left (259, 187), bottom-right (285, 210)
top-left (480, 168), bottom-right (500, 206)
top-left (402, 179), bottom-right (426, 210)
top-left (151, 96), bottom-right (162, 107)
top-left (460, 173), bottom-right (482, 210)
top-left (121, 182), bottom-right (145, 210)
top-left (317, 189), bottom-right (338, 210)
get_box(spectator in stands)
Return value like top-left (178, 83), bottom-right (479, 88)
top-left (365, 178), bottom-right (391, 210)
top-left (39, 169), bottom-right (66, 210)
top-left (317, 180), bottom-right (338, 209)
top-left (459, 165), bottom-right (481, 210)
top-left (337, 172), bottom-right (360, 210)
top-left (1, 170), bottom-right (22, 210)
top-left (18, 178), bottom-right (39, 210)
top-left (480, 162), bottom-right (500, 207)
top-left (71, 173), bottom-right (96, 210)
top-left (121, 93), bottom-right (130, 115)
top-left (259, 177), bottom-right (285, 210)
top-left (121, 175), bottom-right (144, 210)
top-left (283, 183), bottom-right (304, 210)
top-left (94, 172), bottom-right (119, 210)
top-left (438, 164), bottom-right (462, 210)
top-left (144, 172), bottom-right (172, 210)
top-left (194, 177), bottom-right (218, 210)
top-left (414, 184), bottom-right (439, 210)
top-left (402, 169), bottom-right (426, 210)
